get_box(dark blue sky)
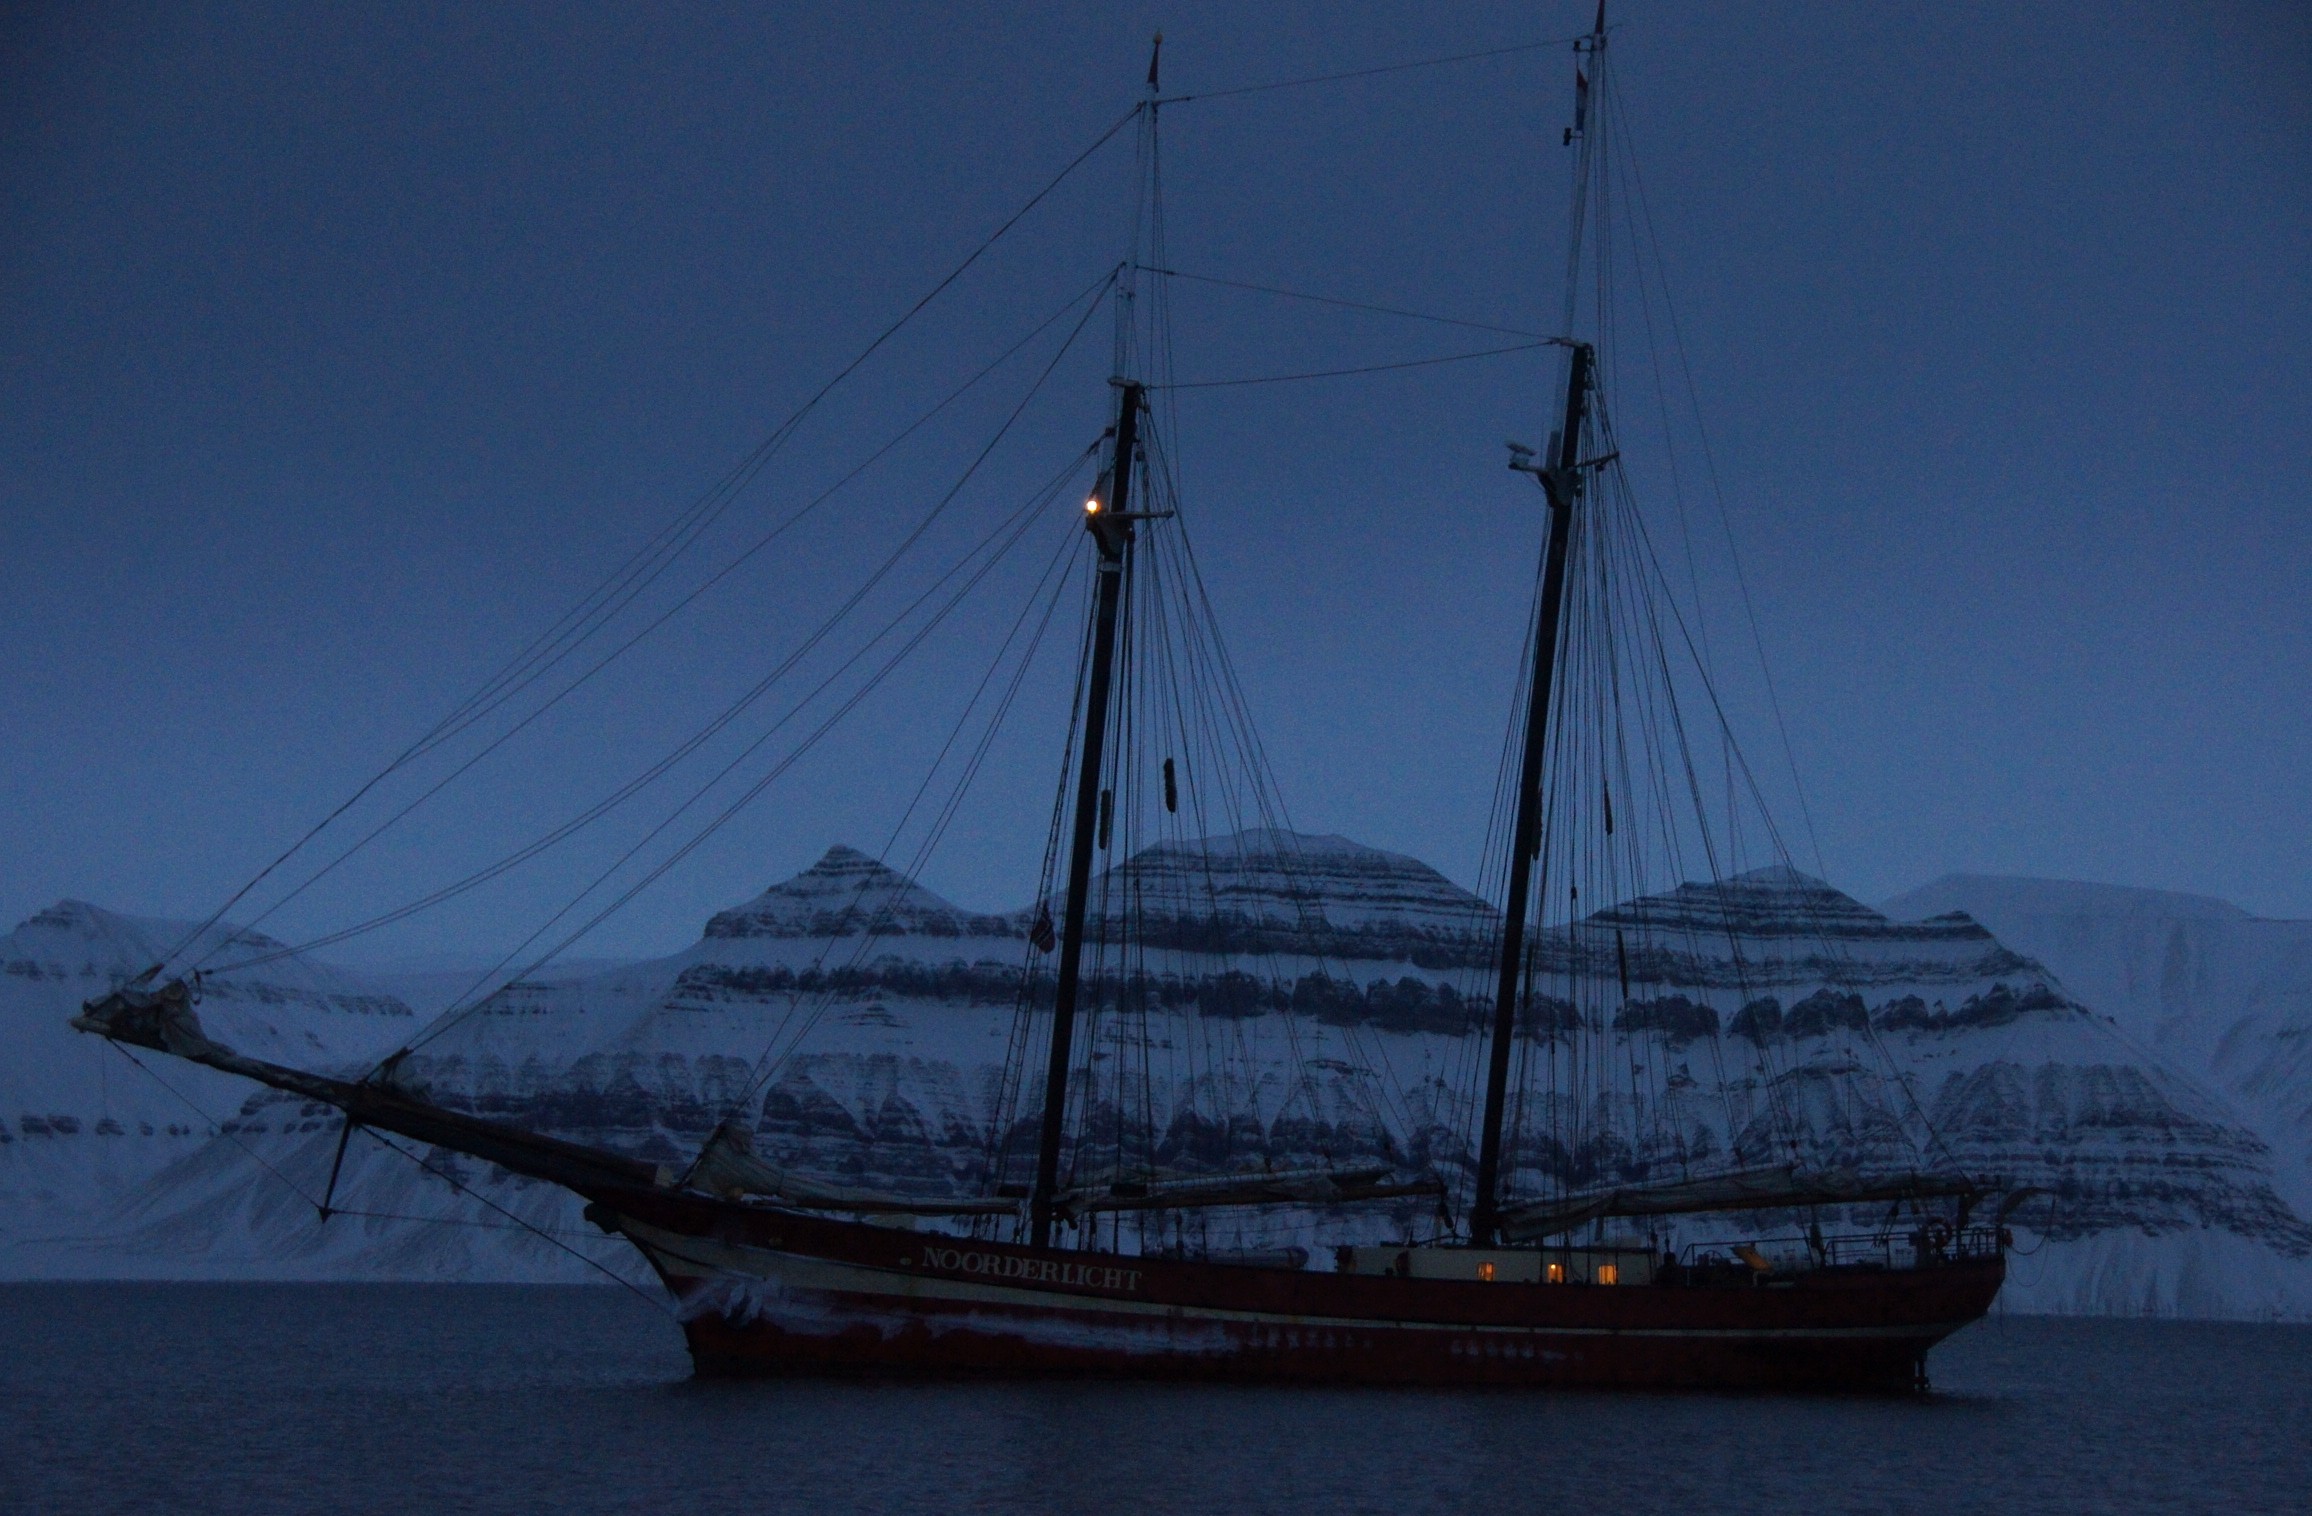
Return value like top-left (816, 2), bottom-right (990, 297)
top-left (4, 0), bottom-right (2307, 964)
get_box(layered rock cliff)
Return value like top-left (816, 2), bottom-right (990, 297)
top-left (7, 843), bottom-right (2310, 1316)
top-left (1884, 874), bottom-right (2312, 1310)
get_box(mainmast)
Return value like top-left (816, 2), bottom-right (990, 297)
top-left (1468, 2), bottom-right (1608, 1248)
top-left (1030, 380), bottom-right (1144, 1249)
top-left (1469, 345), bottom-right (1592, 1247)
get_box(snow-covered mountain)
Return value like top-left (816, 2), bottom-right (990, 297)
top-left (9, 845), bottom-right (2311, 1317)
top-left (0, 900), bottom-right (418, 1276)
top-left (1883, 874), bottom-right (2312, 1247)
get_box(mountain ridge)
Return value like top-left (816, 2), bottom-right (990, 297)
top-left (6, 849), bottom-right (2309, 1317)
top-left (1881, 869), bottom-right (2312, 1257)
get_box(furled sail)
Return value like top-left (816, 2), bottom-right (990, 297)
top-left (689, 1122), bottom-right (1015, 1216)
top-left (1494, 1164), bottom-right (1981, 1243)
top-left (1053, 1166), bottom-right (1444, 1219)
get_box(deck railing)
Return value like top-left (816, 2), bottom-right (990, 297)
top-left (1678, 1224), bottom-right (2001, 1273)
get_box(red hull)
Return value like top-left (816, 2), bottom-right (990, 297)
top-left (591, 1188), bottom-right (2004, 1392)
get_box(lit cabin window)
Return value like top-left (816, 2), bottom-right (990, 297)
top-left (1476, 1261), bottom-right (1497, 1282)
top-left (1546, 1262), bottom-right (1565, 1284)
top-left (1597, 1263), bottom-right (1620, 1286)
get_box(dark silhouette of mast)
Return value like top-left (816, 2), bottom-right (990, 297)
top-left (1030, 381), bottom-right (1143, 1249)
top-left (1469, 0), bottom-right (1609, 1247)
top-left (1470, 344), bottom-right (1592, 1247)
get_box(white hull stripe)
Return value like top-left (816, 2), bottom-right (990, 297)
top-left (622, 1220), bottom-right (1969, 1344)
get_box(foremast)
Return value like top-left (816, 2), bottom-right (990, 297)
top-left (1030, 380), bottom-right (1144, 1248)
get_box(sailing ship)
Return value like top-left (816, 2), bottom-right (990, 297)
top-left (75, 12), bottom-right (2010, 1391)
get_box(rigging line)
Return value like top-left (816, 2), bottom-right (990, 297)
top-left (1108, 538), bottom-right (1199, 1154)
top-left (395, 451), bottom-right (1078, 1062)
top-left (1605, 91), bottom-right (1714, 691)
top-left (1611, 444), bottom-right (1954, 1169)
top-left (1612, 466), bottom-right (1803, 1149)
top-left (401, 444), bottom-right (751, 764)
top-left (1135, 542), bottom-right (1192, 1181)
top-left (730, 516), bottom-right (1086, 1114)
top-left (109, 1032), bottom-right (643, 1287)
top-left (206, 449), bottom-right (1094, 978)
top-left (1127, 126), bottom-right (1357, 1197)
top-left (1618, 442), bottom-right (1959, 1182)
top-left (360, 1129), bottom-right (669, 1312)
top-left (154, 507), bottom-right (722, 975)
top-left (1588, 488), bottom-right (1669, 1171)
top-left (1153, 521), bottom-right (1416, 1151)
top-left (395, 119), bottom-right (1140, 755)
top-left (1605, 72), bottom-right (1827, 883)
top-left (1160, 561), bottom-right (1289, 1024)
top-left (206, 276), bottom-right (1120, 972)
top-left (106, 1042), bottom-right (319, 1208)
top-left (1141, 533), bottom-right (1223, 1153)
top-left (1135, 265), bottom-right (1554, 340)
top-left (886, 528), bottom-right (1082, 885)
top-left (409, 505), bottom-right (1066, 1083)
top-left (1156, 500), bottom-right (1420, 1148)
top-left (992, 553), bottom-right (1101, 1191)
top-left (376, 260), bottom-right (1119, 773)
top-left (159, 109), bottom-right (1141, 980)
top-left (321, 1208), bottom-right (606, 1239)
top-left (892, 544), bottom-right (1080, 901)
top-left (1604, 85), bottom-right (1743, 868)
top-left (1453, 515), bottom-right (1545, 1166)
top-left (1454, 484), bottom-right (1554, 1178)
top-left (1007, 564), bottom-right (1099, 1178)
top-left (1151, 340), bottom-right (1554, 390)
top-left (249, 279), bottom-right (1110, 985)
top-left (1606, 483), bottom-right (1736, 1153)
top-left (1618, 480), bottom-right (1804, 903)
top-left (1151, 34), bottom-right (1591, 107)
top-left (788, 100), bottom-right (1139, 436)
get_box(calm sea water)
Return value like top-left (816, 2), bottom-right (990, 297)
top-left (3, 1283), bottom-right (2306, 1515)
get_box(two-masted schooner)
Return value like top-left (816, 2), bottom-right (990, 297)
top-left (77, 11), bottom-right (2009, 1391)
